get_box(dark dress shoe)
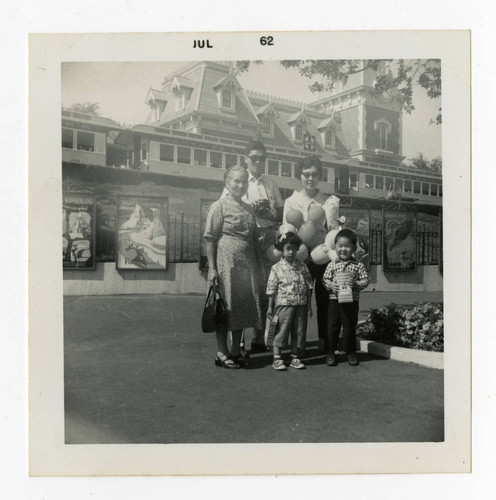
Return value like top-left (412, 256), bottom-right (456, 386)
top-left (347, 353), bottom-right (359, 366)
top-left (326, 353), bottom-right (338, 366)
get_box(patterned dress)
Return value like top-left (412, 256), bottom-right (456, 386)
top-left (204, 195), bottom-right (264, 331)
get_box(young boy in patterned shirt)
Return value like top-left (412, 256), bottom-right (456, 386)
top-left (322, 229), bottom-right (370, 366)
top-left (266, 232), bottom-right (314, 370)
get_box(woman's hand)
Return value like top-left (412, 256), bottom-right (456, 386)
top-left (307, 304), bottom-right (313, 318)
top-left (207, 268), bottom-right (218, 287)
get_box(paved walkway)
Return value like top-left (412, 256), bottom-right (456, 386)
top-left (64, 291), bottom-right (444, 444)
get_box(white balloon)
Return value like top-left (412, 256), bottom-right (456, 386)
top-left (266, 244), bottom-right (282, 263)
top-left (328, 248), bottom-right (339, 262)
top-left (296, 244), bottom-right (309, 262)
top-left (325, 229), bottom-right (340, 250)
top-left (278, 223), bottom-right (297, 236)
top-left (310, 244), bottom-right (331, 265)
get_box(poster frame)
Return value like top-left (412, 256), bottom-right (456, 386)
top-left (62, 191), bottom-right (97, 271)
top-left (382, 210), bottom-right (417, 272)
top-left (115, 194), bottom-right (169, 272)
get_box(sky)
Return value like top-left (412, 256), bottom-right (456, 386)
top-left (61, 60), bottom-right (442, 161)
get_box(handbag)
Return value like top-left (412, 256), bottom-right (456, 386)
top-left (264, 313), bottom-right (279, 348)
top-left (201, 284), bottom-right (228, 333)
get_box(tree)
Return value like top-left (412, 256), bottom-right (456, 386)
top-left (403, 153), bottom-right (442, 173)
top-left (234, 59), bottom-right (442, 124)
top-left (66, 102), bottom-right (101, 115)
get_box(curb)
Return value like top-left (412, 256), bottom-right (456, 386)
top-left (356, 338), bottom-right (443, 369)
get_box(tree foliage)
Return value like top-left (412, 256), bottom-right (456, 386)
top-left (66, 102), bottom-right (101, 115)
top-left (234, 59), bottom-right (441, 124)
top-left (403, 153), bottom-right (442, 173)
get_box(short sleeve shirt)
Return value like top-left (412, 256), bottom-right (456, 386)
top-left (266, 259), bottom-right (314, 306)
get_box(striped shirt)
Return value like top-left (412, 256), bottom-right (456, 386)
top-left (322, 258), bottom-right (370, 301)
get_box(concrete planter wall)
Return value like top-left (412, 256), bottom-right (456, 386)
top-left (356, 338), bottom-right (443, 370)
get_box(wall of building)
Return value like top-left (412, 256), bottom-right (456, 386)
top-left (62, 148), bottom-right (107, 167)
top-left (365, 106), bottom-right (401, 154)
top-left (338, 106), bottom-right (360, 152)
top-left (63, 262), bottom-right (442, 296)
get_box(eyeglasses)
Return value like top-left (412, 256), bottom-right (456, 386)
top-left (301, 172), bottom-right (320, 179)
top-left (247, 155), bottom-right (266, 163)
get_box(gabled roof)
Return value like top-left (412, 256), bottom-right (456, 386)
top-left (317, 116), bottom-right (340, 130)
top-left (212, 72), bottom-right (242, 92)
top-left (287, 108), bottom-right (308, 125)
top-left (256, 102), bottom-right (280, 119)
top-left (171, 75), bottom-right (194, 91)
top-left (145, 89), bottom-right (169, 105)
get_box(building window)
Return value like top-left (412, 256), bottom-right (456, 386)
top-left (303, 133), bottom-right (316, 152)
top-left (221, 89), bottom-right (233, 109)
top-left (77, 131), bottom-right (95, 152)
top-left (349, 173), bottom-right (358, 189)
top-left (439, 184), bottom-right (443, 197)
top-left (225, 154), bottom-right (238, 168)
top-left (324, 129), bottom-right (335, 147)
top-left (210, 151), bottom-right (223, 168)
top-left (152, 106), bottom-right (160, 122)
top-left (159, 144), bottom-right (174, 162)
top-left (365, 174), bottom-right (374, 188)
top-left (294, 124), bottom-right (303, 141)
top-left (422, 183), bottom-right (430, 195)
top-left (281, 161), bottom-right (292, 178)
top-left (62, 128), bottom-right (74, 149)
top-left (404, 180), bottom-right (412, 193)
top-left (268, 159), bottom-right (279, 176)
top-left (175, 93), bottom-right (185, 112)
top-left (394, 178), bottom-right (403, 192)
top-left (376, 176), bottom-right (384, 190)
top-left (385, 177), bottom-right (394, 190)
top-left (194, 149), bottom-right (207, 166)
top-left (321, 168), bottom-right (328, 182)
top-left (260, 116), bottom-right (273, 137)
top-left (177, 146), bottom-right (191, 164)
top-left (413, 181), bottom-right (421, 194)
top-left (430, 184), bottom-right (438, 196)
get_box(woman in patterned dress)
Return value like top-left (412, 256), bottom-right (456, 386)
top-left (204, 166), bottom-right (264, 369)
top-left (283, 155), bottom-right (340, 353)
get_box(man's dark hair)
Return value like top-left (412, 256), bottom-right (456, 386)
top-left (245, 140), bottom-right (266, 155)
top-left (335, 228), bottom-right (357, 246)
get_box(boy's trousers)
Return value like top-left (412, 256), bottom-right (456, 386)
top-left (328, 300), bottom-right (359, 354)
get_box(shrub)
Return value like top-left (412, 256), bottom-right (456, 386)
top-left (356, 302), bottom-right (444, 352)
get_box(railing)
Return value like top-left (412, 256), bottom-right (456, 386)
top-left (416, 231), bottom-right (440, 265)
top-left (168, 213), bottom-right (201, 263)
top-left (369, 229), bottom-right (383, 265)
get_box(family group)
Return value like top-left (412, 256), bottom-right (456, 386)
top-left (204, 140), bottom-right (369, 371)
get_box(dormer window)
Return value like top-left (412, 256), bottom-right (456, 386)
top-left (152, 105), bottom-right (160, 122)
top-left (325, 129), bottom-right (334, 147)
top-left (176, 93), bottom-right (186, 112)
top-left (317, 115), bottom-right (340, 150)
top-left (221, 89), bottom-right (233, 109)
top-left (303, 131), bottom-right (316, 152)
top-left (294, 124), bottom-right (303, 141)
top-left (260, 115), bottom-right (274, 137)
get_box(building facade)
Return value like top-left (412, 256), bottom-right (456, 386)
top-left (62, 60), bottom-right (443, 295)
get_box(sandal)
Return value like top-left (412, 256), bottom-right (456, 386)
top-left (232, 354), bottom-right (250, 369)
top-left (215, 353), bottom-right (240, 369)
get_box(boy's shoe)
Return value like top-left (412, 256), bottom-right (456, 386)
top-left (272, 359), bottom-right (287, 371)
top-left (347, 353), bottom-right (359, 366)
top-left (326, 353), bottom-right (338, 366)
top-left (290, 358), bottom-right (306, 370)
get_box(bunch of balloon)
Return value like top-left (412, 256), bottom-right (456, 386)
top-left (266, 244), bottom-right (283, 264)
top-left (285, 209), bottom-right (304, 229)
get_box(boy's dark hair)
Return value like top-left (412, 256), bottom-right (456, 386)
top-left (335, 228), bottom-right (357, 246)
top-left (295, 155), bottom-right (323, 178)
top-left (275, 231), bottom-right (302, 251)
top-left (245, 140), bottom-right (266, 155)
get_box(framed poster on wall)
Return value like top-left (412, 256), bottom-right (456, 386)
top-left (340, 208), bottom-right (370, 270)
top-left (383, 211), bottom-right (417, 271)
top-left (62, 192), bottom-right (96, 270)
top-left (199, 199), bottom-right (215, 270)
top-left (116, 195), bottom-right (168, 271)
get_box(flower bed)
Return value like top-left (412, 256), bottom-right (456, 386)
top-left (356, 302), bottom-right (444, 352)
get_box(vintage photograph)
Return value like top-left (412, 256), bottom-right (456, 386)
top-left (62, 57), bottom-right (444, 443)
top-left (28, 31), bottom-right (471, 476)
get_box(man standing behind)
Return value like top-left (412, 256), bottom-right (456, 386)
top-left (222, 140), bottom-right (284, 352)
